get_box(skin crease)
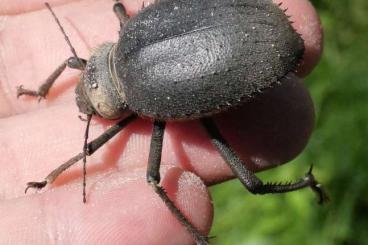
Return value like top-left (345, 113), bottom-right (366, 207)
top-left (0, 0), bottom-right (322, 244)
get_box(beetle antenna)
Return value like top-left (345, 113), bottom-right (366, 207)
top-left (82, 114), bottom-right (92, 203)
top-left (45, 3), bottom-right (85, 69)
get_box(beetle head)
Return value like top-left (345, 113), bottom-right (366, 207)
top-left (75, 43), bottom-right (129, 119)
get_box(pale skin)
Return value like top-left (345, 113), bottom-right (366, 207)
top-left (0, 0), bottom-right (322, 244)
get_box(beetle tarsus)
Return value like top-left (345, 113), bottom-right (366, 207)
top-left (25, 180), bottom-right (48, 193)
top-left (16, 85), bottom-right (43, 99)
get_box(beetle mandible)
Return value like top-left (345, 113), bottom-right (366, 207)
top-left (17, 0), bottom-right (328, 244)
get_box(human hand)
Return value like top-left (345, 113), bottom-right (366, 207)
top-left (0, 0), bottom-right (322, 244)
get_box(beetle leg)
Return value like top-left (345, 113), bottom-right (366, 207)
top-left (147, 121), bottom-right (209, 245)
top-left (201, 117), bottom-right (329, 205)
top-left (113, 1), bottom-right (129, 25)
top-left (17, 57), bottom-right (86, 100)
top-left (24, 114), bottom-right (137, 194)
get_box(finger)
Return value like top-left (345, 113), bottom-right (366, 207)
top-left (0, 0), bottom-right (321, 117)
top-left (214, 74), bottom-right (315, 176)
top-left (273, 0), bottom-right (323, 77)
top-left (0, 75), bottom-right (313, 199)
top-left (0, 166), bottom-right (212, 245)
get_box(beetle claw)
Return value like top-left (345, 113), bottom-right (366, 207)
top-left (305, 166), bottom-right (329, 204)
top-left (314, 183), bottom-right (330, 204)
top-left (16, 85), bottom-right (24, 98)
top-left (307, 164), bottom-right (314, 174)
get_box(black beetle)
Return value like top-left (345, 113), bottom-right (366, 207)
top-left (17, 1), bottom-right (328, 244)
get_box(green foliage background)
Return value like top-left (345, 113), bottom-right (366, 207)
top-left (209, 0), bottom-right (368, 244)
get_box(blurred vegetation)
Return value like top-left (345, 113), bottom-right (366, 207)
top-left (210, 0), bottom-right (368, 244)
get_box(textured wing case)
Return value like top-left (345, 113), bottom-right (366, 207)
top-left (115, 0), bottom-right (304, 119)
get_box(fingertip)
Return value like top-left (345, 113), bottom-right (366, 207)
top-left (215, 73), bottom-right (315, 171)
top-left (162, 167), bottom-right (213, 235)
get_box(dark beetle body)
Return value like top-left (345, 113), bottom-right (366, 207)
top-left (114, 0), bottom-right (304, 120)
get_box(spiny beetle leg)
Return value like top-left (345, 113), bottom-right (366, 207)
top-left (201, 117), bottom-right (329, 204)
top-left (147, 120), bottom-right (209, 245)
